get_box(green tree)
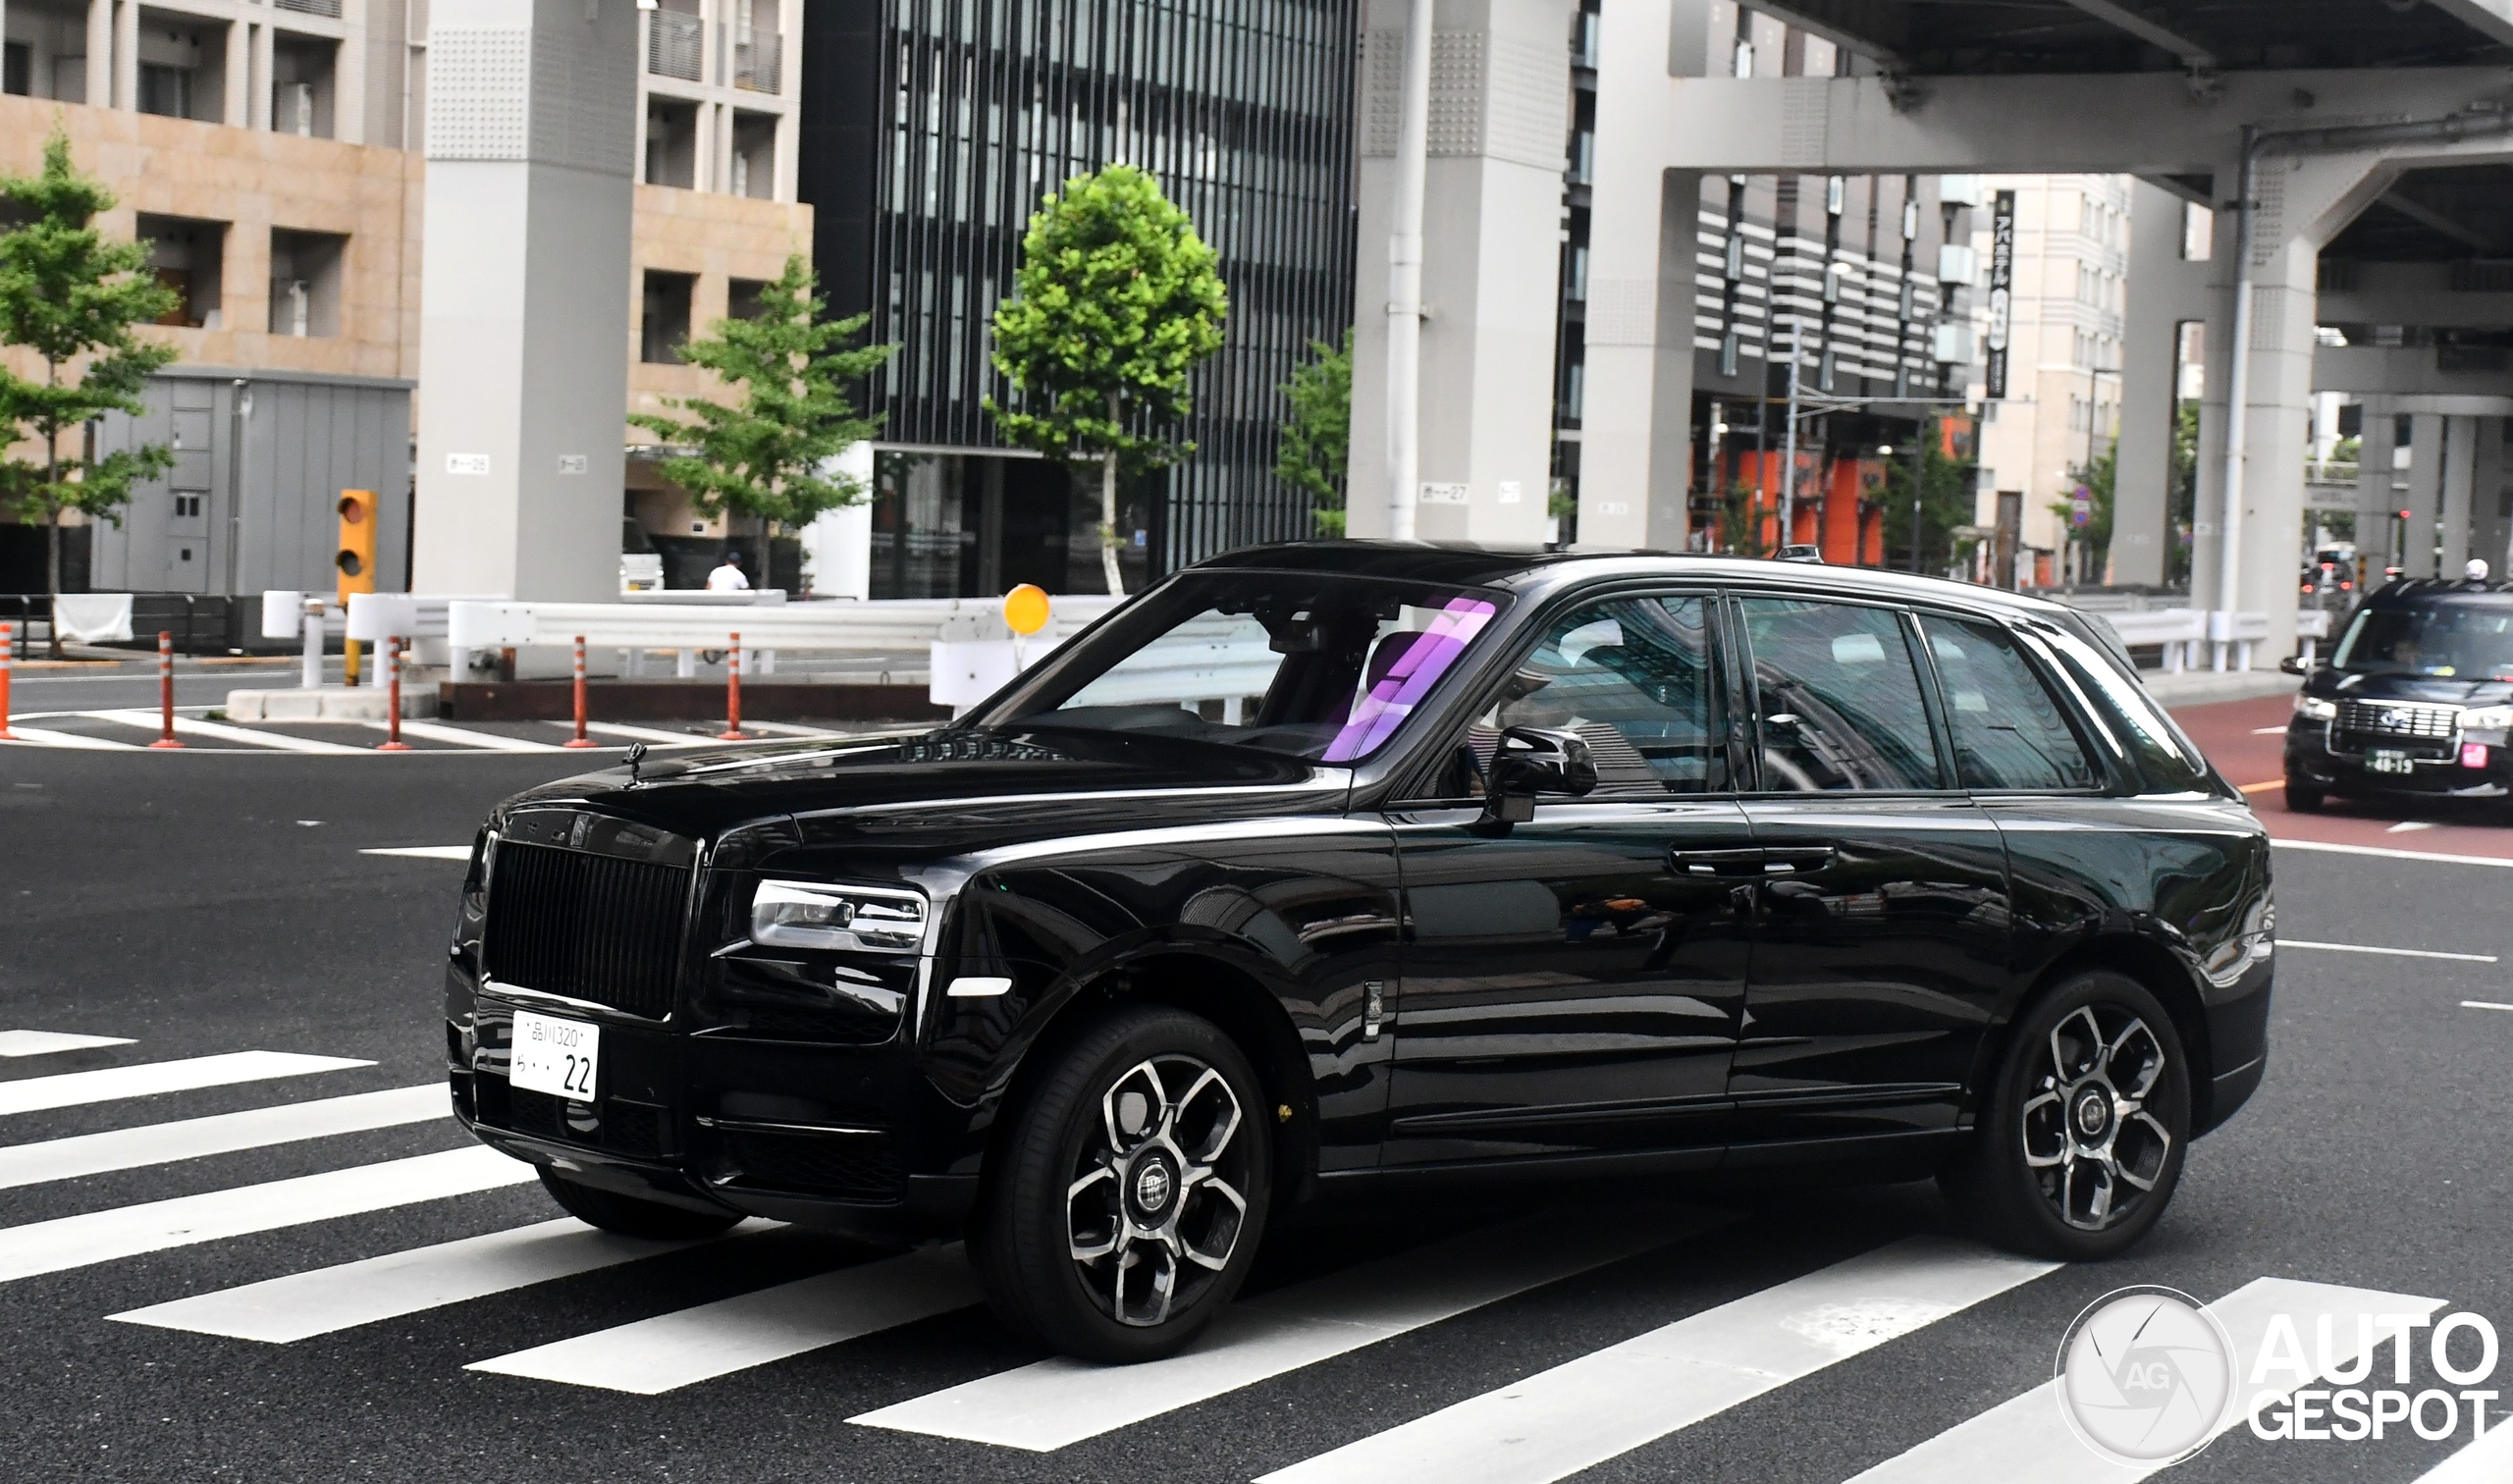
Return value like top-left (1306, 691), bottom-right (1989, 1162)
top-left (628, 254), bottom-right (894, 581)
top-left (1275, 329), bottom-right (1350, 537)
top-left (1881, 417), bottom-right (1980, 575)
top-left (2051, 440), bottom-right (2115, 580)
top-left (989, 165), bottom-right (1228, 593)
top-left (0, 126), bottom-right (177, 655)
top-left (2169, 399), bottom-right (2201, 586)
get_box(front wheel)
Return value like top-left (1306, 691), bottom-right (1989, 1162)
top-left (1942, 971), bottom-right (2191, 1261)
top-left (973, 1004), bottom-right (1272, 1362)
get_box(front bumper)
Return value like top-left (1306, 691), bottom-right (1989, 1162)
top-left (2284, 723), bottom-right (2512, 799)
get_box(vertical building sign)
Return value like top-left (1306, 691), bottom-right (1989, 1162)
top-left (1985, 189), bottom-right (2016, 399)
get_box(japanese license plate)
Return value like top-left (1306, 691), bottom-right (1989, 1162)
top-left (509, 1010), bottom-right (600, 1102)
top-left (2367, 748), bottom-right (2416, 775)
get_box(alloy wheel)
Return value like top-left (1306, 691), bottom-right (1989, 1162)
top-left (2019, 1004), bottom-right (2174, 1231)
top-left (1064, 1054), bottom-right (1252, 1328)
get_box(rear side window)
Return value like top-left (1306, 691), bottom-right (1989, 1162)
top-left (1738, 597), bottom-right (1943, 791)
top-left (1921, 616), bottom-right (2100, 790)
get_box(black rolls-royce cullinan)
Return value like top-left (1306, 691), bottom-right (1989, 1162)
top-left (446, 545), bottom-right (2272, 1362)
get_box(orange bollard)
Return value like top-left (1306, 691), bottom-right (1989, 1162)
top-left (563, 634), bottom-right (597, 748)
top-left (377, 635), bottom-right (411, 751)
top-left (0, 620), bottom-right (15, 740)
top-left (148, 630), bottom-right (184, 749)
top-left (717, 630), bottom-right (748, 740)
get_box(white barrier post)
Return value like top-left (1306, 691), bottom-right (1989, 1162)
top-left (301, 598), bottom-right (325, 688)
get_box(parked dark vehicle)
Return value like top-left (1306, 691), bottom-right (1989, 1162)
top-left (444, 545), bottom-right (2273, 1362)
top-left (2282, 575), bottom-right (2513, 811)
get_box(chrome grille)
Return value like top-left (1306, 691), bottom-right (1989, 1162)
top-left (2336, 700), bottom-right (2461, 740)
top-left (484, 841), bottom-right (689, 1018)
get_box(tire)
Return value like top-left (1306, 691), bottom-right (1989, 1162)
top-left (2284, 779), bottom-right (2325, 812)
top-left (973, 1004), bottom-right (1273, 1363)
top-left (538, 1168), bottom-right (742, 1241)
top-left (1942, 971), bottom-right (2191, 1262)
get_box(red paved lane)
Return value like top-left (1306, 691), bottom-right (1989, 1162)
top-left (2169, 692), bottom-right (2513, 863)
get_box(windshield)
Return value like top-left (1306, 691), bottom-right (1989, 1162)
top-left (974, 572), bottom-right (1509, 763)
top-left (2331, 601), bottom-right (2513, 679)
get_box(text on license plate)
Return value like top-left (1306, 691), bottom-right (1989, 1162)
top-left (2368, 749), bottom-right (2416, 775)
top-left (509, 1009), bottom-right (600, 1101)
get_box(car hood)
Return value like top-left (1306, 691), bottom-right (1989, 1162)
top-left (495, 726), bottom-right (1351, 853)
top-left (2312, 670), bottom-right (2513, 706)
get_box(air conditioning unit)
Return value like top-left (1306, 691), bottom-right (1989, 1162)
top-left (1931, 322), bottom-right (1976, 364)
top-left (1939, 174), bottom-right (1987, 207)
top-left (1936, 242), bottom-right (1979, 286)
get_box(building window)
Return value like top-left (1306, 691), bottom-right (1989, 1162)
top-left (1565, 359), bottom-right (1584, 420)
top-left (1734, 37), bottom-right (1753, 78)
top-left (1719, 331), bottom-right (1739, 378)
top-left (1724, 234), bottom-right (1744, 281)
top-left (726, 278), bottom-right (769, 322)
top-left (1566, 245), bottom-right (1588, 302)
top-left (641, 271), bottom-right (696, 363)
top-left (136, 63), bottom-right (192, 119)
top-left (730, 111), bottom-right (777, 199)
top-left (272, 35), bottom-right (337, 137)
top-left (268, 229), bottom-right (346, 337)
top-left (646, 99), bottom-right (698, 188)
top-left (137, 214), bottom-right (225, 329)
top-left (2182, 201), bottom-right (2213, 261)
top-left (1819, 348), bottom-right (1838, 392)
top-left (5, 41), bottom-right (30, 96)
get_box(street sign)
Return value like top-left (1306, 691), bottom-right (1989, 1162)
top-left (1985, 190), bottom-right (2015, 398)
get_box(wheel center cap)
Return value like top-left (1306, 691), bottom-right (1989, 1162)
top-left (1131, 1156), bottom-right (1175, 1217)
top-left (2073, 1088), bottom-right (2111, 1140)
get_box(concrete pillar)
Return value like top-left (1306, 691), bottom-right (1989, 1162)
top-left (223, 19), bottom-right (251, 128)
top-left (410, 0), bottom-right (638, 603)
top-left (250, 21), bottom-right (274, 131)
top-left (800, 441), bottom-right (874, 599)
top-left (337, 7), bottom-right (367, 145)
top-left (2441, 414), bottom-right (2479, 573)
top-left (1577, 0), bottom-right (1715, 551)
top-left (2114, 180), bottom-right (2209, 587)
top-left (2477, 417), bottom-right (2513, 576)
top-left (2352, 400), bottom-right (2399, 568)
top-left (2189, 233), bottom-right (2313, 660)
top-left (1346, 0), bottom-right (1570, 545)
top-left (84, 0), bottom-right (109, 110)
top-left (2401, 413), bottom-right (2445, 577)
top-left (111, 0), bottom-right (134, 110)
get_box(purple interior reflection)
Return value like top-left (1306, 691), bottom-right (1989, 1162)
top-left (1320, 598), bottom-right (1498, 762)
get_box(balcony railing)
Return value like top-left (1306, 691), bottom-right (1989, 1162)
top-left (274, 0), bottom-right (342, 16)
top-left (733, 27), bottom-right (781, 93)
top-left (648, 11), bottom-right (703, 82)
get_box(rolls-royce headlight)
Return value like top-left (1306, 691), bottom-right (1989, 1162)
top-left (2294, 696), bottom-right (2336, 721)
top-left (751, 880), bottom-right (927, 952)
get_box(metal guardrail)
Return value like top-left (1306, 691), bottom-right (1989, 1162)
top-left (648, 11), bottom-right (703, 81)
top-left (444, 595), bottom-right (1125, 655)
top-left (733, 27), bottom-right (781, 92)
top-left (274, 0), bottom-right (343, 16)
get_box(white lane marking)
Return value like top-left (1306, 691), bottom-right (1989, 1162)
top-left (1839, 1276), bottom-right (2444, 1484)
top-left (0, 724), bottom-right (144, 750)
top-left (90, 710), bottom-right (366, 754)
top-left (2411, 1397), bottom-right (2513, 1480)
top-left (2271, 838), bottom-right (2513, 870)
top-left (112, 1214), bottom-right (774, 1342)
top-left (738, 720), bottom-right (849, 738)
top-left (467, 1243), bottom-right (978, 1393)
top-left (1255, 1236), bottom-right (2053, 1484)
top-left (2278, 938), bottom-right (2499, 963)
top-left (359, 846), bottom-right (474, 861)
top-left (361, 718), bottom-right (567, 753)
top-left (2251, 724), bottom-right (2290, 734)
top-left (2461, 1000), bottom-right (2513, 1012)
top-left (0, 1145), bottom-right (538, 1283)
top-left (855, 1205), bottom-right (1735, 1452)
top-left (562, 720), bottom-right (717, 745)
top-left (0, 1050), bottom-right (370, 1117)
top-left (0, 1085), bottom-right (447, 1191)
top-left (0, 1031), bottom-right (135, 1058)
top-left (2388, 821), bottom-right (2439, 833)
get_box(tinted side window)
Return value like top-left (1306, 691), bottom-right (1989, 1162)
top-left (1922, 616), bottom-right (2100, 790)
top-left (2035, 622), bottom-right (2211, 792)
top-left (1470, 594), bottom-right (1726, 796)
top-left (1739, 597), bottom-right (1942, 792)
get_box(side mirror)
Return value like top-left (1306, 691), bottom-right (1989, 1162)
top-left (2278, 655), bottom-right (2317, 675)
top-left (1485, 726), bottom-right (1597, 822)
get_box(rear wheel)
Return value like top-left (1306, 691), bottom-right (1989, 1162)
top-left (537, 1168), bottom-right (742, 1240)
top-left (1943, 971), bottom-right (2190, 1261)
top-left (974, 1004), bottom-right (1271, 1363)
top-left (2284, 779), bottom-right (2326, 812)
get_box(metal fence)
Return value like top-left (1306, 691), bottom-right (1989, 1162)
top-left (734, 27), bottom-right (782, 92)
top-left (648, 11), bottom-right (704, 81)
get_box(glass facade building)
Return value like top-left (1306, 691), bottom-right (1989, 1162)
top-left (799, 0), bottom-right (1357, 597)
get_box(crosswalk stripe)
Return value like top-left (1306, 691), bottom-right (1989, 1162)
top-left (0, 1085), bottom-right (447, 1191)
top-left (362, 718), bottom-right (566, 753)
top-left (851, 1204), bottom-right (1734, 1452)
top-left (0, 1144), bottom-right (538, 1283)
top-left (1253, 1235), bottom-right (2055, 1484)
top-left (466, 1243), bottom-right (979, 1393)
top-left (0, 1030), bottom-right (135, 1058)
top-left (111, 1214), bottom-right (771, 1342)
top-left (92, 710), bottom-right (367, 754)
top-left (1839, 1276), bottom-right (2446, 1483)
top-left (359, 846), bottom-right (473, 861)
top-left (0, 1050), bottom-right (370, 1117)
top-left (0, 724), bottom-right (143, 750)
top-left (2411, 1406), bottom-right (2513, 1481)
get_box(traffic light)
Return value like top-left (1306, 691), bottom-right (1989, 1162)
top-left (336, 489), bottom-right (376, 684)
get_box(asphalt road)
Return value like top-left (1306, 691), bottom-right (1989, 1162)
top-left (3, 737), bottom-right (2511, 1483)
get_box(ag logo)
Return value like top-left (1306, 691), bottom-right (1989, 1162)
top-left (2056, 1286), bottom-right (2237, 1464)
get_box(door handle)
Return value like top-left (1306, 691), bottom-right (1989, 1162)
top-left (1670, 846), bottom-right (1768, 876)
top-left (1758, 846), bottom-right (1835, 874)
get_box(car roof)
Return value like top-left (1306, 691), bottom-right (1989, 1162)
top-left (1189, 540), bottom-right (2087, 621)
top-left (2366, 577), bottom-right (2513, 607)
